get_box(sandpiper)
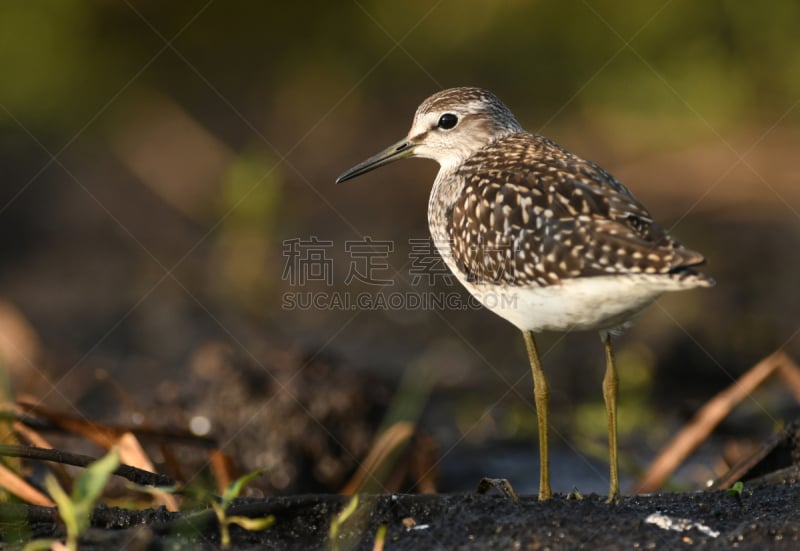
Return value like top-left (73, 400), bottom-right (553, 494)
top-left (336, 87), bottom-right (713, 502)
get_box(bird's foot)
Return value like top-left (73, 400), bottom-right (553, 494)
top-left (476, 478), bottom-right (519, 503)
top-left (605, 491), bottom-right (621, 505)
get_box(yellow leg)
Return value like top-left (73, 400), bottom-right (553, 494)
top-left (602, 333), bottom-right (621, 504)
top-left (523, 331), bottom-right (551, 500)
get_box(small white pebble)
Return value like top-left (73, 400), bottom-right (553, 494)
top-left (645, 512), bottom-right (719, 538)
top-left (189, 415), bottom-right (211, 436)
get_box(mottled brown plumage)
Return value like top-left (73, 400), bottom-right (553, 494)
top-left (446, 132), bottom-right (707, 287)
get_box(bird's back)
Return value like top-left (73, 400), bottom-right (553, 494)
top-left (440, 132), bottom-right (712, 289)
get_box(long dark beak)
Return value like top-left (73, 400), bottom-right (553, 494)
top-left (336, 138), bottom-right (416, 183)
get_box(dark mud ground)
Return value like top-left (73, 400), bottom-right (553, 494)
top-left (3, 482), bottom-right (798, 550)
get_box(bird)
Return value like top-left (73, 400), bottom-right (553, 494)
top-left (336, 87), bottom-right (713, 502)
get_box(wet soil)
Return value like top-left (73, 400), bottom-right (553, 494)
top-left (6, 482), bottom-right (799, 550)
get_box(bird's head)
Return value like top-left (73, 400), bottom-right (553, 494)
top-left (336, 87), bottom-right (522, 183)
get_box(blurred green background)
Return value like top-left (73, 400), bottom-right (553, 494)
top-left (1, 1), bottom-right (799, 494)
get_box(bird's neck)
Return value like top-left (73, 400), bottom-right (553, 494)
top-left (427, 166), bottom-right (462, 247)
top-left (426, 130), bottom-right (521, 249)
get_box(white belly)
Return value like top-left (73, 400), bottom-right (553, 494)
top-left (471, 276), bottom-right (664, 332)
top-left (448, 267), bottom-right (702, 332)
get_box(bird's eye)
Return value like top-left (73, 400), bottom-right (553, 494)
top-left (437, 113), bottom-right (458, 130)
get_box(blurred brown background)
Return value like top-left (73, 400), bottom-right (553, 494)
top-left (1, 1), bottom-right (799, 495)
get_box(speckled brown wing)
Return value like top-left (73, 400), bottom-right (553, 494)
top-left (446, 134), bottom-right (706, 287)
